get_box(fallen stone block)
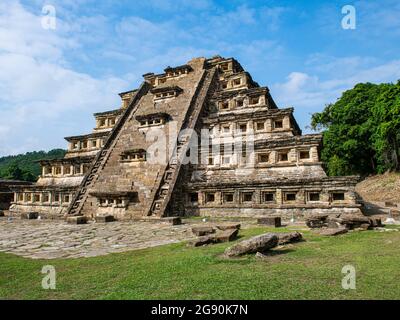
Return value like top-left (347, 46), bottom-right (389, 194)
top-left (385, 201), bottom-right (397, 208)
top-left (224, 233), bottom-right (278, 257)
top-left (340, 214), bottom-right (370, 224)
top-left (21, 212), bottom-right (39, 220)
top-left (161, 217), bottom-right (182, 225)
top-left (318, 228), bottom-right (348, 236)
top-left (189, 235), bottom-right (215, 247)
top-left (189, 228), bottom-right (239, 247)
top-left (95, 215), bottom-right (115, 223)
top-left (216, 223), bottom-right (241, 231)
top-left (67, 216), bottom-right (87, 225)
top-left (257, 217), bottom-right (281, 227)
top-left (214, 229), bottom-right (239, 243)
top-left (277, 232), bottom-right (303, 245)
top-left (339, 214), bottom-right (371, 230)
top-left (191, 226), bottom-right (215, 236)
top-left (305, 213), bottom-right (329, 228)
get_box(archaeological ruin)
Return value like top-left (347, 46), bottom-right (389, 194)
top-left (9, 56), bottom-right (363, 220)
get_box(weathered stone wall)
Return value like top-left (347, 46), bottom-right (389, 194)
top-left (9, 203), bottom-right (68, 219)
top-left (79, 58), bottom-right (208, 219)
top-left (184, 206), bottom-right (362, 219)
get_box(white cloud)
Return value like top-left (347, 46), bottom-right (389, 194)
top-left (272, 59), bottom-right (400, 131)
top-left (0, 1), bottom-right (129, 156)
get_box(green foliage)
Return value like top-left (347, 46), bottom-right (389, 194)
top-left (0, 149), bottom-right (66, 182)
top-left (311, 81), bottom-right (400, 176)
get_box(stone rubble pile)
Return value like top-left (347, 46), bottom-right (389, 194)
top-left (189, 223), bottom-right (240, 247)
top-left (305, 213), bottom-right (383, 236)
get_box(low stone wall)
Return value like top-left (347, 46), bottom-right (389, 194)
top-left (9, 204), bottom-right (66, 220)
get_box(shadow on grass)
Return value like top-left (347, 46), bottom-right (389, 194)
top-left (262, 248), bottom-right (295, 256)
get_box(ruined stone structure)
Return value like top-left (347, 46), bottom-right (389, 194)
top-left (1, 180), bottom-right (32, 210)
top-left (10, 56), bottom-right (362, 220)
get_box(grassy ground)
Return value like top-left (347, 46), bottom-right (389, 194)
top-left (1, 225), bottom-right (400, 300)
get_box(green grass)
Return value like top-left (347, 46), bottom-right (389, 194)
top-left (1, 226), bottom-right (400, 300)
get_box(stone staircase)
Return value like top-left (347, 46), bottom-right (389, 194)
top-left (66, 82), bottom-right (150, 216)
top-left (147, 67), bottom-right (217, 217)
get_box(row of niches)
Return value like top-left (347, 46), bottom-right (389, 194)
top-left (187, 189), bottom-right (350, 206)
top-left (97, 197), bottom-right (139, 208)
top-left (149, 66), bottom-right (192, 87)
top-left (208, 117), bottom-right (291, 136)
top-left (138, 118), bottom-right (167, 128)
top-left (95, 116), bottom-right (117, 129)
top-left (14, 192), bottom-right (73, 206)
top-left (205, 147), bottom-right (318, 166)
top-left (210, 95), bottom-right (266, 112)
top-left (219, 74), bottom-right (248, 91)
top-left (120, 149), bottom-right (146, 162)
top-left (154, 90), bottom-right (178, 101)
top-left (41, 164), bottom-right (90, 177)
top-left (68, 138), bottom-right (105, 152)
top-left (118, 146), bottom-right (318, 165)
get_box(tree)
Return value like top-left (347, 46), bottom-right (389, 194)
top-left (5, 162), bottom-right (23, 180)
top-left (311, 81), bottom-right (400, 176)
top-left (371, 81), bottom-right (400, 172)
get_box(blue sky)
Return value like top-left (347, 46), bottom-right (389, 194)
top-left (0, 0), bottom-right (400, 156)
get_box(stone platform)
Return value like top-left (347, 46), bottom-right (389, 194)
top-left (0, 218), bottom-right (201, 260)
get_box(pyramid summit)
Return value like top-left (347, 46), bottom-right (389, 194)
top-left (10, 56), bottom-right (361, 219)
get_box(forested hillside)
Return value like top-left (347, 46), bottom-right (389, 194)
top-left (0, 149), bottom-right (66, 182)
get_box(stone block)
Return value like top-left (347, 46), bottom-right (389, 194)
top-left (191, 226), bottom-right (215, 236)
top-left (214, 229), bottom-right (239, 243)
top-left (21, 212), bottom-right (39, 220)
top-left (224, 233), bottom-right (279, 257)
top-left (189, 235), bottom-right (215, 247)
top-left (216, 223), bottom-right (241, 231)
top-left (257, 217), bottom-right (281, 227)
top-left (189, 228), bottom-right (238, 247)
top-left (277, 232), bottom-right (303, 245)
top-left (339, 214), bottom-right (370, 230)
top-left (306, 213), bottom-right (329, 228)
top-left (67, 216), bottom-right (87, 225)
top-left (161, 217), bottom-right (182, 225)
top-left (95, 215), bottom-right (115, 223)
top-left (0, 211), bottom-right (4, 217)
